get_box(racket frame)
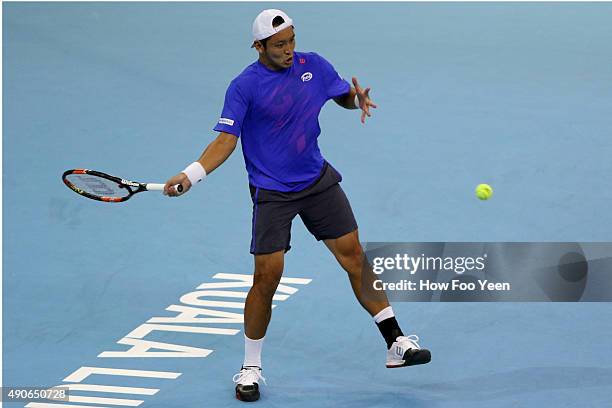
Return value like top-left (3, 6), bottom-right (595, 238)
top-left (63, 169), bottom-right (159, 202)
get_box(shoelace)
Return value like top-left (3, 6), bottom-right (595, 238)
top-left (396, 335), bottom-right (421, 349)
top-left (232, 367), bottom-right (267, 386)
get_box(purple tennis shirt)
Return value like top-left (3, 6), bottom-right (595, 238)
top-left (213, 51), bottom-right (350, 192)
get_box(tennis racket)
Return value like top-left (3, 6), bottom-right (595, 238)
top-left (62, 169), bottom-right (183, 202)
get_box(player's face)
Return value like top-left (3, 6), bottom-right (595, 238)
top-left (257, 27), bottom-right (296, 70)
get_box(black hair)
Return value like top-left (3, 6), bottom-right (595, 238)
top-left (259, 16), bottom-right (286, 49)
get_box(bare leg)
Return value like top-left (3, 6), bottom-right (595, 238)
top-left (244, 250), bottom-right (284, 339)
top-left (324, 229), bottom-right (389, 317)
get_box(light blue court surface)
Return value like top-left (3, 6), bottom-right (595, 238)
top-left (3, 2), bottom-right (612, 407)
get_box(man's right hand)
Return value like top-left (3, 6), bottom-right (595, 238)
top-left (164, 173), bottom-right (192, 197)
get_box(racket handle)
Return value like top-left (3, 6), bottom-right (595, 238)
top-left (146, 183), bottom-right (184, 195)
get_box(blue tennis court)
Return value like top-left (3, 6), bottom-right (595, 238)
top-left (3, 2), bottom-right (612, 407)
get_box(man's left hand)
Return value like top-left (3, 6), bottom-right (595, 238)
top-left (352, 77), bottom-right (378, 124)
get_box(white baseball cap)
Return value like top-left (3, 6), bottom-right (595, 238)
top-left (252, 9), bottom-right (293, 43)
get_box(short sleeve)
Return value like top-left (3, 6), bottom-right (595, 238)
top-left (213, 80), bottom-right (249, 137)
top-left (316, 54), bottom-right (351, 100)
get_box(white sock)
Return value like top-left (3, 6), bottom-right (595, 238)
top-left (243, 334), bottom-right (264, 368)
top-left (373, 306), bottom-right (395, 324)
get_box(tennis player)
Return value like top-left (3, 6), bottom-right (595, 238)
top-left (164, 9), bottom-right (431, 402)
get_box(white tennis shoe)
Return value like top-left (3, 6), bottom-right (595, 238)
top-left (233, 366), bottom-right (266, 402)
top-left (386, 335), bottom-right (432, 368)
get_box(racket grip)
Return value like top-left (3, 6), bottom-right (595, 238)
top-left (145, 183), bottom-right (184, 195)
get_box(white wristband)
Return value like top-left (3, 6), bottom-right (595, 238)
top-left (182, 162), bottom-right (207, 185)
top-left (354, 94), bottom-right (361, 110)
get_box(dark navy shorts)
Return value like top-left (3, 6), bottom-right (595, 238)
top-left (249, 163), bottom-right (358, 255)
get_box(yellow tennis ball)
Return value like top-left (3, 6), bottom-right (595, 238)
top-left (475, 184), bottom-right (493, 200)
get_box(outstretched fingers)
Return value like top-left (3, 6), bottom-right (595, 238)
top-left (352, 77), bottom-right (362, 93)
top-left (364, 88), bottom-right (378, 109)
top-left (353, 78), bottom-right (377, 124)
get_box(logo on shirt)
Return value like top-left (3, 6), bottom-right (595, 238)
top-left (218, 118), bottom-right (235, 126)
top-left (299, 58), bottom-right (306, 64)
top-left (301, 72), bottom-right (313, 82)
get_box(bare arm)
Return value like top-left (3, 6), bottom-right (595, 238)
top-left (197, 132), bottom-right (238, 174)
top-left (163, 132), bottom-right (238, 196)
top-left (334, 87), bottom-right (359, 110)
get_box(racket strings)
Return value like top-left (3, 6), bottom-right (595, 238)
top-left (66, 174), bottom-right (131, 198)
